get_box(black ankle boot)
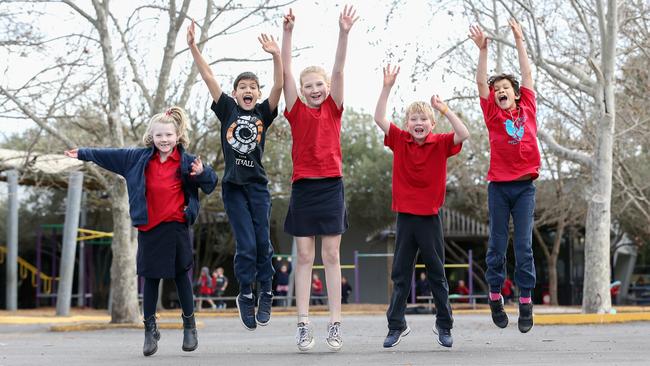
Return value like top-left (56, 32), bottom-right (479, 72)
top-left (143, 315), bottom-right (160, 357)
top-left (182, 313), bottom-right (198, 352)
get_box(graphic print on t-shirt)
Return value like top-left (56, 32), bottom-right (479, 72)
top-left (226, 114), bottom-right (264, 156)
top-left (503, 114), bottom-right (526, 144)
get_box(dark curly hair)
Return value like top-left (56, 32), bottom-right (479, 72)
top-left (487, 73), bottom-right (520, 98)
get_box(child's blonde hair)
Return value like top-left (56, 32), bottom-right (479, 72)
top-left (404, 101), bottom-right (436, 128)
top-left (299, 66), bottom-right (330, 87)
top-left (142, 106), bottom-right (190, 148)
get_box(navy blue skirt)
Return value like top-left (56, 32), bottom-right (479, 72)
top-left (284, 177), bottom-right (349, 237)
top-left (137, 221), bottom-right (193, 279)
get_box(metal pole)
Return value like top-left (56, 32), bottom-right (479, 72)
top-left (5, 170), bottom-right (19, 311)
top-left (56, 172), bottom-right (84, 316)
top-left (468, 249), bottom-right (475, 309)
top-left (77, 192), bottom-right (87, 307)
top-left (354, 250), bottom-right (359, 303)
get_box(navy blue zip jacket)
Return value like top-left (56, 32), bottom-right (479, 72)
top-left (77, 145), bottom-right (218, 226)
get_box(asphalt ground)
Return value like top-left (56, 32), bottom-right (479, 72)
top-left (1, 305), bottom-right (650, 366)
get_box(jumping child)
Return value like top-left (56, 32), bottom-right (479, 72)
top-left (373, 64), bottom-right (469, 349)
top-left (469, 19), bottom-right (540, 333)
top-left (281, 5), bottom-right (358, 352)
top-left (187, 20), bottom-right (283, 330)
top-left (65, 107), bottom-right (218, 356)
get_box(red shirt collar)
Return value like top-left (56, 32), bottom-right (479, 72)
top-left (153, 146), bottom-right (181, 161)
top-left (404, 131), bottom-right (436, 144)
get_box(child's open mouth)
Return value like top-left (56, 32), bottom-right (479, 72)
top-left (243, 96), bottom-right (253, 103)
top-left (498, 95), bottom-right (508, 102)
top-left (414, 127), bottom-right (425, 134)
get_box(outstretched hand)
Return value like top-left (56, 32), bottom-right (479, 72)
top-left (283, 8), bottom-right (295, 32)
top-left (508, 18), bottom-right (524, 40)
top-left (339, 4), bottom-right (359, 33)
top-left (64, 149), bottom-right (78, 159)
top-left (382, 64), bottom-right (400, 88)
top-left (430, 94), bottom-right (448, 114)
top-left (187, 19), bottom-right (196, 46)
top-left (258, 33), bottom-right (280, 55)
top-left (469, 25), bottom-right (488, 50)
top-left (190, 156), bottom-right (204, 176)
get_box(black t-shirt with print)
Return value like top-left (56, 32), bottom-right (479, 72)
top-left (211, 94), bottom-right (277, 185)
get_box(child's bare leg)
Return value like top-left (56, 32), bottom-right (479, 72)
top-left (295, 236), bottom-right (316, 322)
top-left (322, 234), bottom-right (342, 323)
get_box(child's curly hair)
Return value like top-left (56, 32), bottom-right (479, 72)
top-left (487, 73), bottom-right (521, 96)
top-left (142, 106), bottom-right (190, 148)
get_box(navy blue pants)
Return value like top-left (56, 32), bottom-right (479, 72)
top-left (387, 213), bottom-right (453, 330)
top-left (485, 180), bottom-right (536, 298)
top-left (222, 181), bottom-right (275, 294)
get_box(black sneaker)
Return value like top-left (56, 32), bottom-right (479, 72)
top-left (489, 296), bottom-right (509, 328)
top-left (433, 324), bottom-right (453, 348)
top-left (236, 293), bottom-right (257, 331)
top-left (256, 292), bottom-right (273, 326)
top-left (518, 302), bottom-right (534, 333)
top-left (383, 325), bottom-right (410, 348)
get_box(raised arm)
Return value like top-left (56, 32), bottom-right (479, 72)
top-left (330, 4), bottom-right (359, 109)
top-left (469, 25), bottom-right (489, 99)
top-left (373, 64), bottom-right (399, 135)
top-left (187, 19), bottom-right (222, 102)
top-left (281, 9), bottom-right (299, 112)
top-left (430, 95), bottom-right (470, 146)
top-left (509, 18), bottom-right (533, 90)
top-left (71, 147), bottom-right (135, 176)
top-left (258, 34), bottom-right (283, 111)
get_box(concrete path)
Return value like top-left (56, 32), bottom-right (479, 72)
top-left (1, 311), bottom-right (650, 366)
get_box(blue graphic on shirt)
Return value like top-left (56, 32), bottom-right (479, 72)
top-left (504, 116), bottom-right (525, 144)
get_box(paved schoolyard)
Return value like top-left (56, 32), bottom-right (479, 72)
top-left (1, 312), bottom-right (650, 366)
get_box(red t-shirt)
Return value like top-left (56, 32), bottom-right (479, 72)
top-left (480, 86), bottom-right (541, 182)
top-left (138, 148), bottom-right (186, 232)
top-left (384, 123), bottom-right (462, 216)
top-left (284, 95), bottom-right (343, 182)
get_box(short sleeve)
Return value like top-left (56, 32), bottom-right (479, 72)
top-left (479, 89), bottom-right (499, 124)
top-left (283, 96), bottom-right (303, 126)
top-left (441, 132), bottom-right (462, 157)
top-left (210, 94), bottom-right (237, 123)
top-left (258, 99), bottom-right (279, 127)
top-left (384, 123), bottom-right (402, 151)
top-left (323, 95), bottom-right (343, 118)
top-left (518, 86), bottom-right (537, 114)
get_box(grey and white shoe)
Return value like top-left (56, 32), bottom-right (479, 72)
top-left (296, 322), bottom-right (315, 352)
top-left (325, 322), bottom-right (342, 351)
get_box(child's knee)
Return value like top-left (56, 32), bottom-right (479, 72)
top-left (321, 248), bottom-right (340, 265)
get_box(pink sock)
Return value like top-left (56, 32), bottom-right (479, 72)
top-left (489, 292), bottom-right (502, 301)
top-left (519, 297), bottom-right (532, 304)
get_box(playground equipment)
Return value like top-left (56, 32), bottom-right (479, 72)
top-left (353, 250), bottom-right (476, 306)
top-left (0, 225), bottom-right (113, 308)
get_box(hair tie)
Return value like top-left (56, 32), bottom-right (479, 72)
top-left (165, 109), bottom-right (173, 116)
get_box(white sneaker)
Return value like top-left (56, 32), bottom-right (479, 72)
top-left (296, 322), bottom-right (315, 352)
top-left (325, 322), bottom-right (342, 351)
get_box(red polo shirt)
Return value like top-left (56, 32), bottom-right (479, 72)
top-left (480, 86), bottom-right (540, 182)
top-left (284, 95), bottom-right (343, 182)
top-left (138, 147), bottom-right (186, 232)
top-left (384, 123), bottom-right (462, 215)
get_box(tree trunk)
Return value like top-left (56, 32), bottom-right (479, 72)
top-left (108, 178), bottom-right (140, 323)
top-left (582, 0), bottom-right (617, 314)
top-left (547, 256), bottom-right (558, 305)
